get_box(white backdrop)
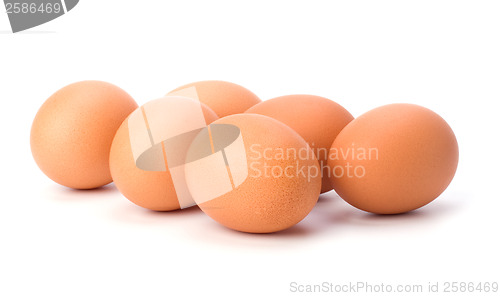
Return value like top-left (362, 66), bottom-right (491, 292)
top-left (1, 1), bottom-right (498, 295)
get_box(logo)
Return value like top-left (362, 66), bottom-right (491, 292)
top-left (127, 87), bottom-right (249, 209)
top-left (3, 0), bottom-right (79, 33)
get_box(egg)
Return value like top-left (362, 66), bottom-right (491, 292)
top-left (109, 96), bottom-right (219, 211)
top-left (31, 81), bottom-right (138, 189)
top-left (328, 104), bottom-right (459, 214)
top-left (245, 94), bottom-right (354, 193)
top-left (167, 80), bottom-right (261, 118)
top-left (184, 113), bottom-right (322, 233)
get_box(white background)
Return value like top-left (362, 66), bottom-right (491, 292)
top-left (1, 1), bottom-right (499, 295)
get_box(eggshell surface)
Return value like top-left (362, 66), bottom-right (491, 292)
top-left (109, 97), bottom-right (218, 211)
top-left (246, 94), bottom-right (354, 193)
top-left (185, 114), bottom-right (322, 233)
top-left (328, 104), bottom-right (459, 214)
top-left (168, 80), bottom-right (261, 118)
top-left (31, 81), bottom-right (138, 189)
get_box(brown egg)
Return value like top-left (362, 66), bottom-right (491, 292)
top-left (109, 96), bottom-right (219, 211)
top-left (31, 81), bottom-right (138, 189)
top-left (184, 114), bottom-right (322, 233)
top-left (246, 94), bottom-right (354, 193)
top-left (328, 104), bottom-right (459, 214)
top-left (168, 80), bottom-right (261, 118)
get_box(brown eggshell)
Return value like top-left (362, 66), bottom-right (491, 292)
top-left (31, 81), bottom-right (138, 189)
top-left (168, 80), bottom-right (261, 118)
top-left (185, 114), bottom-right (322, 233)
top-left (246, 94), bottom-right (354, 193)
top-left (109, 98), bottom-right (218, 211)
top-left (328, 104), bottom-right (459, 214)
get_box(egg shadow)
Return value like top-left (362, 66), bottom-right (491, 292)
top-left (37, 167), bottom-right (464, 242)
top-left (264, 190), bottom-right (466, 238)
top-left (106, 185), bottom-right (467, 246)
top-left (188, 191), bottom-right (356, 246)
top-left (267, 190), bottom-right (355, 236)
top-left (109, 201), bottom-right (207, 227)
top-left (337, 191), bottom-right (467, 229)
top-left (144, 204), bottom-right (203, 217)
top-left (46, 183), bottom-right (120, 201)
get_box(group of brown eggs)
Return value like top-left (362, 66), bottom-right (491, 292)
top-left (31, 80), bottom-right (458, 233)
